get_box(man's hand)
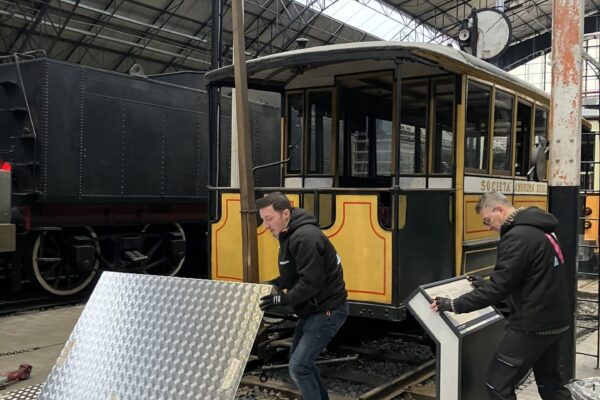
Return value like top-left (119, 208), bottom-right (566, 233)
top-left (259, 292), bottom-right (287, 311)
top-left (467, 275), bottom-right (485, 289)
top-left (430, 296), bottom-right (454, 313)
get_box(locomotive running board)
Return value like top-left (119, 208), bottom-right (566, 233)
top-left (37, 272), bottom-right (271, 400)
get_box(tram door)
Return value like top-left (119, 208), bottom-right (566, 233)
top-left (335, 72), bottom-right (456, 304)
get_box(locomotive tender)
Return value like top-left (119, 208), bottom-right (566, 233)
top-left (0, 57), bottom-right (279, 297)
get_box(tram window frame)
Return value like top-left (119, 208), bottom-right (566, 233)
top-left (336, 71), bottom-right (394, 183)
top-left (285, 91), bottom-right (304, 175)
top-left (533, 105), bottom-right (549, 182)
top-left (399, 78), bottom-right (428, 175)
top-left (514, 99), bottom-right (533, 177)
top-left (307, 89), bottom-right (333, 175)
top-left (491, 89), bottom-right (515, 176)
top-left (465, 81), bottom-right (492, 174)
top-left (534, 106), bottom-right (549, 148)
top-left (431, 77), bottom-right (456, 175)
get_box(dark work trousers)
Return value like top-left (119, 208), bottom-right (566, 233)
top-left (288, 302), bottom-right (348, 400)
top-left (486, 327), bottom-right (572, 400)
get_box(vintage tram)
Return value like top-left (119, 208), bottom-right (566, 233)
top-left (206, 42), bottom-right (554, 321)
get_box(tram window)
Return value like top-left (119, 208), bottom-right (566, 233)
top-left (515, 101), bottom-right (532, 176)
top-left (492, 90), bottom-right (514, 175)
top-left (534, 107), bottom-right (548, 148)
top-left (400, 81), bottom-right (427, 174)
top-left (287, 93), bottom-right (303, 173)
top-left (337, 73), bottom-right (393, 182)
top-left (465, 82), bottom-right (491, 172)
top-left (348, 114), bottom-right (369, 177)
top-left (376, 119), bottom-right (392, 176)
top-left (432, 80), bottom-right (455, 174)
top-left (308, 91), bottom-right (333, 174)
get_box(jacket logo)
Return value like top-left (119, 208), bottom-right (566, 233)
top-left (279, 260), bottom-right (290, 265)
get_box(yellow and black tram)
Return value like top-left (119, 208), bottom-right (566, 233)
top-left (205, 42), bottom-right (553, 321)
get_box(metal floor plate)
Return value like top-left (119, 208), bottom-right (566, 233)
top-left (0, 384), bottom-right (43, 400)
top-left (38, 272), bottom-right (270, 400)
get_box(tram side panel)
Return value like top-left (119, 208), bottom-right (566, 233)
top-left (396, 191), bottom-right (455, 308)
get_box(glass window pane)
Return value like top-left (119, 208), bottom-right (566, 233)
top-left (492, 90), bottom-right (514, 174)
top-left (349, 114), bottom-right (369, 177)
top-left (376, 119), bottom-right (392, 176)
top-left (308, 91), bottom-right (333, 174)
top-left (287, 93), bottom-right (303, 173)
top-left (465, 82), bottom-right (491, 172)
top-left (534, 107), bottom-right (548, 147)
top-left (337, 72), bottom-right (393, 183)
top-left (400, 81), bottom-right (428, 174)
top-left (515, 101), bottom-right (532, 176)
top-left (433, 80), bottom-right (455, 174)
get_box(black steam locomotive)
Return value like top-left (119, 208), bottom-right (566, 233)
top-left (0, 57), bottom-right (280, 297)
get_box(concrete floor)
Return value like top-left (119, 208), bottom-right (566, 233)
top-left (0, 305), bottom-right (83, 392)
top-left (1, 282), bottom-right (600, 399)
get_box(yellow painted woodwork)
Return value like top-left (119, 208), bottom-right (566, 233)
top-left (584, 195), bottom-right (599, 242)
top-left (513, 195), bottom-right (547, 211)
top-left (322, 195), bottom-right (392, 304)
top-left (210, 193), bottom-right (300, 282)
top-left (463, 194), bottom-right (499, 242)
top-left (211, 193), bottom-right (392, 304)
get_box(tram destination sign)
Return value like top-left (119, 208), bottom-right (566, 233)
top-left (465, 176), bottom-right (547, 195)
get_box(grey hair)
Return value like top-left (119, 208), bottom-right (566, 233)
top-left (475, 192), bottom-right (512, 214)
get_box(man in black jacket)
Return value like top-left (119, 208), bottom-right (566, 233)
top-left (257, 192), bottom-right (348, 400)
top-left (431, 191), bottom-right (572, 400)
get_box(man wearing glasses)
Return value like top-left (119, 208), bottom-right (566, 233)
top-left (431, 191), bottom-right (571, 400)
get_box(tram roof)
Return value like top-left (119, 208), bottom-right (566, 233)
top-left (205, 41), bottom-right (550, 102)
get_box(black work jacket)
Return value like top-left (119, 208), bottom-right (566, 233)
top-left (274, 208), bottom-right (347, 319)
top-left (455, 207), bottom-right (571, 332)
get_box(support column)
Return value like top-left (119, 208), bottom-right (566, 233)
top-left (231, 0), bottom-right (259, 283)
top-left (549, 0), bottom-right (584, 379)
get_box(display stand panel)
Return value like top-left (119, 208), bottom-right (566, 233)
top-left (406, 276), bottom-right (505, 400)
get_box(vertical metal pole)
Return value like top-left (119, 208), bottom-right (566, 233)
top-left (231, 0), bottom-right (259, 283)
top-left (209, 0), bottom-right (222, 220)
top-left (549, 0), bottom-right (584, 379)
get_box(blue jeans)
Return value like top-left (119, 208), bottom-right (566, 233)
top-left (289, 302), bottom-right (349, 400)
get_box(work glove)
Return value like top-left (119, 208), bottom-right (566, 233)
top-left (467, 275), bottom-right (485, 289)
top-left (434, 296), bottom-right (455, 313)
top-left (259, 291), bottom-right (288, 311)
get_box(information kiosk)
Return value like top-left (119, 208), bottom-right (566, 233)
top-left (406, 276), bottom-right (505, 400)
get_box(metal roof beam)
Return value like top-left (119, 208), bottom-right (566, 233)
top-left (279, 2), bottom-right (329, 52)
top-left (8, 0), bottom-right (48, 54)
top-left (0, 20), bottom-right (197, 70)
top-left (243, 0), bottom-right (295, 56)
top-left (61, 0), bottom-right (124, 63)
top-left (498, 14), bottom-right (600, 71)
top-left (254, 0), bottom-right (321, 56)
top-left (111, 0), bottom-right (182, 71)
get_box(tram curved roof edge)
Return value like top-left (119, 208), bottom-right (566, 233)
top-left (205, 41), bottom-right (549, 102)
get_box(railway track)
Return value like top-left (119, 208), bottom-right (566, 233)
top-left (236, 334), bottom-right (436, 400)
top-left (0, 291), bottom-right (87, 316)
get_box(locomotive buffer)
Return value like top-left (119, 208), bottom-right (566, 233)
top-left (406, 276), bottom-right (505, 400)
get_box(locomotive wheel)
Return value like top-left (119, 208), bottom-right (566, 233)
top-left (140, 223), bottom-right (186, 277)
top-left (32, 227), bottom-right (99, 296)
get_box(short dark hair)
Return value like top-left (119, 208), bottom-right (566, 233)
top-left (256, 192), bottom-right (292, 212)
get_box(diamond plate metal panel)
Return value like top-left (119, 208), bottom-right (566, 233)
top-left (38, 272), bottom-right (270, 400)
top-left (0, 384), bottom-right (43, 400)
